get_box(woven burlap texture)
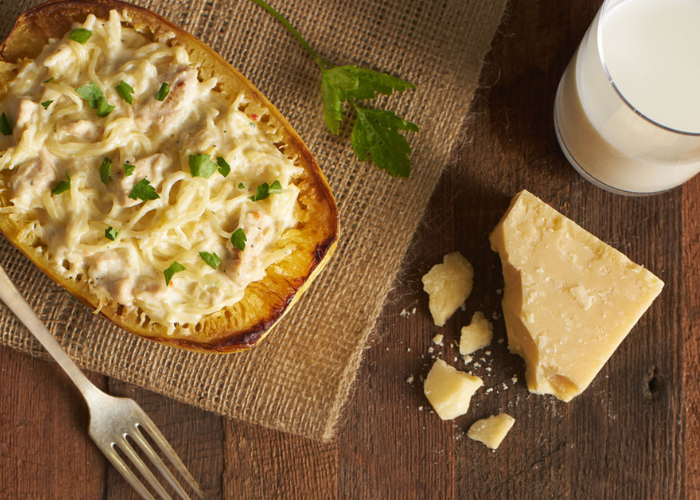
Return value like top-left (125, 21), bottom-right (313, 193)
top-left (0, 0), bottom-right (507, 440)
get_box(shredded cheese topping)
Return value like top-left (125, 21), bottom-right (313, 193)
top-left (0, 11), bottom-right (303, 331)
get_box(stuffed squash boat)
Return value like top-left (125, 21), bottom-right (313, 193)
top-left (0, 0), bottom-right (339, 352)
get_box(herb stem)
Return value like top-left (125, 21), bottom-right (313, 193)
top-left (248, 0), bottom-right (329, 70)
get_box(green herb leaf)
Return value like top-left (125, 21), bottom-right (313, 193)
top-left (216, 156), bottom-right (231, 177)
top-left (238, 182), bottom-right (245, 189)
top-left (76, 82), bottom-right (104, 101)
top-left (51, 171), bottom-right (71, 195)
top-left (115, 80), bottom-right (134, 105)
top-left (321, 66), bottom-right (358, 134)
top-left (41, 100), bottom-right (54, 110)
top-left (269, 180), bottom-right (282, 194)
top-left (124, 163), bottom-right (135, 176)
top-left (128, 178), bottom-right (160, 201)
top-left (350, 106), bottom-right (419, 179)
top-left (76, 83), bottom-right (114, 117)
top-left (0, 112), bottom-right (12, 136)
top-left (105, 226), bottom-right (120, 241)
top-left (99, 157), bottom-right (111, 185)
top-left (253, 183), bottom-right (269, 202)
top-left (341, 66), bottom-right (415, 101)
top-left (231, 228), bottom-right (246, 251)
top-left (199, 251), bottom-right (221, 269)
top-left (248, 0), bottom-right (418, 178)
top-left (189, 154), bottom-right (217, 179)
top-left (43, 77), bottom-right (54, 83)
top-left (95, 97), bottom-right (115, 117)
top-left (248, 180), bottom-right (283, 202)
top-left (164, 262), bottom-right (186, 285)
top-left (156, 82), bottom-right (170, 101)
top-left (69, 28), bottom-right (93, 44)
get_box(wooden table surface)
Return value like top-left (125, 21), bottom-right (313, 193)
top-left (1, 0), bottom-right (697, 498)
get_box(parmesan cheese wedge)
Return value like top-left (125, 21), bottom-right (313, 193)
top-left (490, 190), bottom-right (664, 402)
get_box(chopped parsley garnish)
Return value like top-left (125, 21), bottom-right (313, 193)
top-left (43, 77), bottom-right (54, 83)
top-left (128, 178), bottom-right (160, 201)
top-left (105, 226), bottom-right (120, 241)
top-left (156, 82), bottom-right (170, 101)
top-left (164, 262), bottom-right (186, 285)
top-left (249, 180), bottom-right (282, 202)
top-left (76, 82), bottom-right (114, 117)
top-left (99, 157), bottom-right (111, 185)
top-left (199, 251), bottom-right (221, 269)
top-left (41, 100), bottom-right (54, 110)
top-left (216, 156), bottom-right (230, 177)
top-left (115, 80), bottom-right (135, 105)
top-left (51, 171), bottom-right (71, 195)
top-left (0, 112), bottom-right (12, 136)
top-left (124, 163), bottom-right (135, 176)
top-left (69, 29), bottom-right (93, 44)
top-left (238, 182), bottom-right (245, 189)
top-left (269, 179), bottom-right (282, 194)
top-left (189, 154), bottom-right (217, 179)
top-left (231, 228), bottom-right (246, 251)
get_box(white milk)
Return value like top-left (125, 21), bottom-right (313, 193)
top-left (554, 0), bottom-right (700, 194)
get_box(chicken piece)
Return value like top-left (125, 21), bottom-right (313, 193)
top-left (43, 44), bottom-right (75, 73)
top-left (224, 211), bottom-right (276, 287)
top-left (115, 153), bottom-right (170, 207)
top-left (88, 250), bottom-right (135, 304)
top-left (56, 120), bottom-right (104, 142)
top-left (10, 148), bottom-right (58, 210)
top-left (14, 99), bottom-right (40, 137)
top-left (135, 67), bottom-right (199, 134)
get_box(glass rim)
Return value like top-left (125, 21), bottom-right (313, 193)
top-left (596, 0), bottom-right (700, 137)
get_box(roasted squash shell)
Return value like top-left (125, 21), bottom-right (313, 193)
top-left (0, 0), bottom-right (339, 353)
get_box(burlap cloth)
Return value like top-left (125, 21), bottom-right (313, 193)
top-left (0, 0), bottom-right (507, 440)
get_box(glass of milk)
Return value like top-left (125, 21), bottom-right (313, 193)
top-left (554, 0), bottom-right (700, 195)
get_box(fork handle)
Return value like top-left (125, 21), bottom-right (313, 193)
top-left (0, 264), bottom-right (103, 404)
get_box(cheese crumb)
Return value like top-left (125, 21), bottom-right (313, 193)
top-left (459, 312), bottom-right (493, 355)
top-left (422, 252), bottom-right (474, 326)
top-left (432, 334), bottom-right (444, 346)
top-left (406, 375), bottom-right (414, 384)
top-left (467, 414), bottom-right (516, 450)
top-left (423, 359), bottom-right (483, 420)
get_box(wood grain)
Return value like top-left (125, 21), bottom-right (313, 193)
top-left (683, 176), bottom-right (700, 497)
top-left (0, 0), bottom-right (693, 497)
top-left (0, 347), bottom-right (106, 499)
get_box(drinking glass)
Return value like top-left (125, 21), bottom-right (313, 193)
top-left (554, 0), bottom-right (700, 195)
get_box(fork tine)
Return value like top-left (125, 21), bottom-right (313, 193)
top-left (117, 436), bottom-right (174, 500)
top-left (131, 425), bottom-right (191, 500)
top-left (136, 418), bottom-right (206, 499)
top-left (94, 440), bottom-right (157, 500)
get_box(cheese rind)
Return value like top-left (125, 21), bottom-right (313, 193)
top-left (422, 252), bottom-right (474, 326)
top-left (490, 190), bottom-right (664, 402)
top-left (459, 311), bottom-right (493, 355)
top-left (423, 359), bottom-right (483, 420)
top-left (467, 414), bottom-right (515, 450)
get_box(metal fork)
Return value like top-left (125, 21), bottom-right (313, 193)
top-left (0, 264), bottom-right (205, 500)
